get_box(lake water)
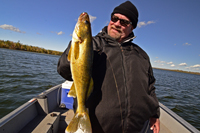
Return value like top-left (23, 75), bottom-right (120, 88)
top-left (0, 48), bottom-right (200, 130)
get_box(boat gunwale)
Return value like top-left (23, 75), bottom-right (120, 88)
top-left (159, 103), bottom-right (200, 133)
top-left (1, 84), bottom-right (200, 133)
top-left (0, 98), bottom-right (37, 129)
top-left (0, 84), bottom-right (61, 127)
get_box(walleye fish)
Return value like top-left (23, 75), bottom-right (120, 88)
top-left (66, 12), bottom-right (93, 133)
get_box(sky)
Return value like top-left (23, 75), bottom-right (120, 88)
top-left (0, 0), bottom-right (200, 72)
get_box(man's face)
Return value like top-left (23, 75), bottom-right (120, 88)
top-left (107, 13), bottom-right (134, 42)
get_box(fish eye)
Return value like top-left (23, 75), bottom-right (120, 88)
top-left (85, 20), bottom-right (90, 25)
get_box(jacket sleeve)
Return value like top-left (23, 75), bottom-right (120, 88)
top-left (148, 63), bottom-right (160, 118)
top-left (57, 41), bottom-right (73, 81)
top-left (133, 44), bottom-right (160, 118)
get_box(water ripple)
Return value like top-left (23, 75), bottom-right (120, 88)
top-left (154, 69), bottom-right (200, 130)
top-left (0, 48), bottom-right (65, 118)
top-left (0, 48), bottom-right (200, 130)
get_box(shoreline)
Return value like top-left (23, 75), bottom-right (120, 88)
top-left (1, 40), bottom-right (199, 76)
top-left (153, 67), bottom-right (200, 76)
top-left (0, 40), bottom-right (63, 56)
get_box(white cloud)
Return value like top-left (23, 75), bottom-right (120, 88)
top-left (0, 24), bottom-right (25, 33)
top-left (171, 64), bottom-right (175, 67)
top-left (186, 64), bottom-right (200, 72)
top-left (190, 64), bottom-right (200, 68)
top-left (89, 15), bottom-right (96, 23)
top-left (50, 31), bottom-right (65, 35)
top-left (154, 60), bottom-right (166, 63)
top-left (161, 61), bottom-right (166, 63)
top-left (167, 62), bottom-right (173, 64)
top-left (147, 21), bottom-right (155, 25)
top-left (56, 31), bottom-right (64, 35)
top-left (51, 31), bottom-right (65, 35)
top-left (137, 21), bottom-right (155, 28)
top-left (179, 63), bottom-right (187, 66)
top-left (183, 42), bottom-right (191, 46)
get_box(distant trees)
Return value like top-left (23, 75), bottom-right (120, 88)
top-left (0, 40), bottom-right (63, 56)
top-left (153, 67), bottom-right (200, 76)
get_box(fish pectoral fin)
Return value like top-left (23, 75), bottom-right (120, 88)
top-left (86, 77), bottom-right (94, 99)
top-left (68, 83), bottom-right (77, 98)
top-left (67, 46), bottom-right (71, 61)
top-left (74, 41), bottom-right (80, 60)
top-left (67, 41), bottom-right (80, 61)
top-left (66, 112), bottom-right (92, 133)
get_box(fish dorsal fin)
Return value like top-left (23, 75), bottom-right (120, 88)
top-left (68, 83), bottom-right (76, 98)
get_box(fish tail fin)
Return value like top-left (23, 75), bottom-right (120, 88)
top-left (65, 111), bottom-right (92, 133)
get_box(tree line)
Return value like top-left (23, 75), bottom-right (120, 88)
top-left (0, 40), bottom-right (63, 56)
top-left (154, 67), bottom-right (200, 76)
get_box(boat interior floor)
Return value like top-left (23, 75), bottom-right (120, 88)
top-left (56, 108), bottom-right (74, 133)
top-left (19, 108), bottom-right (74, 133)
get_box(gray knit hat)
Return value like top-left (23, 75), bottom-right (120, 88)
top-left (111, 1), bottom-right (139, 28)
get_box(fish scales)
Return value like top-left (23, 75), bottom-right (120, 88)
top-left (66, 12), bottom-right (93, 133)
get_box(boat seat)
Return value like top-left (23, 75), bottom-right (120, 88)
top-left (32, 112), bottom-right (60, 133)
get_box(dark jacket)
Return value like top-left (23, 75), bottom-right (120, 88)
top-left (57, 26), bottom-right (160, 133)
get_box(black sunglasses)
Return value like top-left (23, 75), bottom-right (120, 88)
top-left (111, 15), bottom-right (132, 26)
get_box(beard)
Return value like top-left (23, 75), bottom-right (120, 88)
top-left (108, 25), bottom-right (122, 41)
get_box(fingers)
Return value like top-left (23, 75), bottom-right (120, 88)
top-left (150, 118), bottom-right (160, 133)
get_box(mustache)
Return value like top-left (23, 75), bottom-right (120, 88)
top-left (111, 25), bottom-right (122, 33)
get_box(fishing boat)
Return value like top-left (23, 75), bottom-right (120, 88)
top-left (0, 81), bottom-right (199, 133)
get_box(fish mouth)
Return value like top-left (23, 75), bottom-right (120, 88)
top-left (81, 12), bottom-right (87, 16)
top-left (79, 12), bottom-right (90, 22)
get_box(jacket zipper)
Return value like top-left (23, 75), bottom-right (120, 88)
top-left (119, 43), bottom-right (128, 132)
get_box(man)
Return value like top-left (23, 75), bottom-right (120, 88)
top-left (57, 1), bottom-right (160, 133)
